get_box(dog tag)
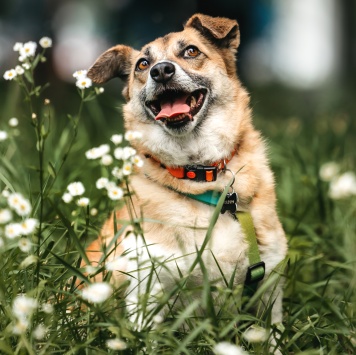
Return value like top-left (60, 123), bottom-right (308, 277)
top-left (221, 191), bottom-right (238, 214)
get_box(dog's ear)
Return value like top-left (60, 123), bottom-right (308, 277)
top-left (88, 45), bottom-right (138, 84)
top-left (185, 14), bottom-right (240, 52)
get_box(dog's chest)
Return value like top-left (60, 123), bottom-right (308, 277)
top-left (124, 176), bottom-right (249, 284)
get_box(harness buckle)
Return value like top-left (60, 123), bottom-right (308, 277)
top-left (245, 261), bottom-right (265, 285)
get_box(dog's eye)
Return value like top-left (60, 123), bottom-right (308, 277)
top-left (136, 59), bottom-right (150, 71)
top-left (184, 46), bottom-right (200, 58)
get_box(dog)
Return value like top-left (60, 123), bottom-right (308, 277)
top-left (85, 13), bottom-right (288, 330)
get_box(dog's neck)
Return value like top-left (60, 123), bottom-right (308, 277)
top-left (144, 149), bottom-right (236, 183)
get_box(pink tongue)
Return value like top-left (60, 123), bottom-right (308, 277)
top-left (155, 95), bottom-right (191, 120)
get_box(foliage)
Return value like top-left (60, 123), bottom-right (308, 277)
top-left (0, 42), bottom-right (355, 354)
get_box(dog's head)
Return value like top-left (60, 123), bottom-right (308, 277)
top-left (89, 14), bottom-right (248, 166)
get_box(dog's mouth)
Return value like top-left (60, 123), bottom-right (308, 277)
top-left (146, 89), bottom-right (207, 129)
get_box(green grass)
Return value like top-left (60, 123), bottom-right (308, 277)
top-left (0, 46), bottom-right (355, 354)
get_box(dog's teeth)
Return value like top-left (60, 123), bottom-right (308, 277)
top-left (190, 96), bottom-right (196, 108)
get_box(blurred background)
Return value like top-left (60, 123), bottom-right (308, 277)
top-left (0, 0), bottom-right (356, 171)
top-left (1, 0), bottom-right (356, 115)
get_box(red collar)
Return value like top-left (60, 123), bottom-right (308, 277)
top-left (145, 150), bottom-right (235, 182)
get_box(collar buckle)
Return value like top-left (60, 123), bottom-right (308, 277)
top-left (184, 165), bottom-right (218, 182)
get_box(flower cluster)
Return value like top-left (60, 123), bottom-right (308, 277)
top-left (0, 190), bottom-right (38, 252)
top-left (0, 117), bottom-right (20, 145)
top-left (11, 295), bottom-right (53, 336)
top-left (73, 69), bottom-right (93, 89)
top-left (319, 162), bottom-right (356, 199)
top-left (81, 282), bottom-right (113, 304)
top-left (12, 294), bottom-right (38, 335)
top-left (63, 131), bottom-right (143, 207)
top-left (91, 131), bottom-right (143, 198)
top-left (3, 38), bottom-right (52, 81)
top-left (213, 342), bottom-right (248, 355)
top-left (62, 181), bottom-right (90, 207)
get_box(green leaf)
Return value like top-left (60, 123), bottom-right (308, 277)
top-left (47, 162), bottom-right (56, 178)
top-left (50, 200), bottom-right (90, 265)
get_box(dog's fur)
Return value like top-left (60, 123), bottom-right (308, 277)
top-left (86, 14), bottom-right (287, 327)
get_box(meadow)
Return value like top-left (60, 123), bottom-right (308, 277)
top-left (0, 40), bottom-right (355, 354)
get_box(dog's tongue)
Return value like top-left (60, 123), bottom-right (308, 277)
top-left (155, 95), bottom-right (190, 120)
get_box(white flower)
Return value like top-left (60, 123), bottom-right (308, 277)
top-left (77, 197), bottom-right (90, 207)
top-left (13, 42), bottom-right (23, 51)
top-left (8, 193), bottom-right (32, 216)
top-left (132, 155), bottom-right (144, 167)
top-left (18, 238), bottom-right (32, 253)
top-left (22, 62), bottom-right (31, 70)
top-left (107, 185), bottom-right (124, 200)
top-left (81, 282), bottom-right (113, 304)
top-left (19, 255), bottom-right (38, 269)
top-left (9, 117), bottom-right (19, 127)
top-left (76, 77), bottom-right (92, 89)
top-left (106, 338), bottom-right (127, 350)
top-left (19, 41), bottom-right (37, 58)
top-left (105, 256), bottom-right (127, 271)
top-left (12, 318), bottom-right (29, 335)
top-left (15, 65), bottom-right (25, 75)
top-left (0, 130), bottom-right (8, 141)
top-left (62, 192), bottom-right (73, 203)
top-left (85, 265), bottom-right (97, 274)
top-left (124, 130), bottom-right (142, 141)
top-left (5, 223), bottom-right (23, 239)
top-left (122, 147), bottom-right (136, 160)
top-left (73, 70), bottom-right (88, 79)
top-left (213, 342), bottom-right (248, 355)
top-left (12, 295), bottom-right (38, 319)
top-left (90, 208), bottom-right (98, 216)
top-left (39, 37), bottom-right (52, 48)
top-left (111, 167), bottom-right (123, 179)
top-left (2, 189), bottom-right (10, 198)
top-left (152, 314), bottom-right (164, 324)
top-left (41, 303), bottom-right (54, 314)
top-left (101, 154), bottom-right (113, 166)
top-left (242, 325), bottom-right (268, 343)
top-left (319, 162), bottom-right (340, 182)
top-left (14, 198), bottom-right (32, 217)
top-left (7, 193), bottom-right (23, 208)
top-left (96, 177), bottom-right (109, 189)
top-left (3, 69), bottom-right (17, 80)
top-left (329, 172), bottom-right (356, 199)
top-left (33, 324), bottom-right (47, 340)
top-left (67, 182), bottom-right (85, 196)
top-left (110, 134), bottom-right (123, 145)
top-left (114, 147), bottom-right (124, 160)
top-left (0, 209), bottom-right (12, 224)
top-left (21, 218), bottom-right (39, 235)
top-left (122, 162), bottom-right (132, 176)
top-left (98, 87), bottom-right (105, 94)
top-left (85, 147), bottom-right (100, 160)
top-left (85, 144), bottom-right (110, 160)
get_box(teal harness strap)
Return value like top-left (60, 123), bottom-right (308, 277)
top-left (186, 190), bottom-right (221, 206)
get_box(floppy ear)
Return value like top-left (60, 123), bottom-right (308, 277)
top-left (185, 14), bottom-right (240, 52)
top-left (88, 45), bottom-right (138, 84)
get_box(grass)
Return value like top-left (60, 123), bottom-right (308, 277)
top-left (0, 44), bottom-right (355, 354)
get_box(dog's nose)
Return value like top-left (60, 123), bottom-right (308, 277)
top-left (150, 62), bottom-right (175, 83)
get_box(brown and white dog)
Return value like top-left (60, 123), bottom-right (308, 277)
top-left (86, 14), bottom-right (287, 328)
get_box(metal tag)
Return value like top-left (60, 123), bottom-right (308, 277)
top-left (221, 192), bottom-right (238, 214)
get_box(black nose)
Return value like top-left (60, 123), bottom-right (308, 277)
top-left (150, 62), bottom-right (175, 83)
